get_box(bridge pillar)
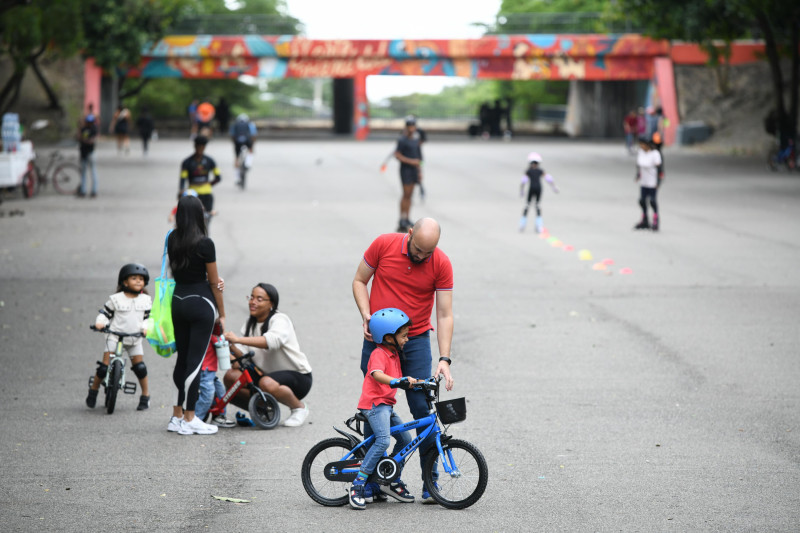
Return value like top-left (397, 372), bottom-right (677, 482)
top-left (353, 75), bottom-right (369, 140)
top-left (564, 80), bottom-right (645, 138)
top-left (332, 78), bottom-right (354, 135)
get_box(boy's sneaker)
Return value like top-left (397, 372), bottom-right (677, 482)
top-left (283, 404), bottom-right (309, 427)
top-left (137, 395), bottom-right (150, 411)
top-left (380, 479), bottom-right (415, 503)
top-left (349, 481), bottom-right (366, 510)
top-left (236, 412), bottom-right (255, 427)
top-left (178, 416), bottom-right (218, 435)
top-left (363, 482), bottom-right (388, 503)
top-left (167, 416), bottom-right (183, 432)
top-left (211, 415), bottom-right (236, 428)
top-left (421, 482), bottom-right (440, 504)
top-left (86, 389), bottom-right (98, 408)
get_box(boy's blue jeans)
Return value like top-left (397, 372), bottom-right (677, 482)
top-left (359, 404), bottom-right (411, 476)
top-left (79, 153), bottom-right (98, 195)
top-left (195, 370), bottom-right (225, 420)
top-left (361, 333), bottom-right (438, 483)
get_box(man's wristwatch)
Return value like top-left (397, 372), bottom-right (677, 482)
top-left (438, 357), bottom-right (452, 365)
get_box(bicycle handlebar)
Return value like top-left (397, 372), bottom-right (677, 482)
top-left (90, 325), bottom-right (144, 338)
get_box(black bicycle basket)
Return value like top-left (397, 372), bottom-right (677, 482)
top-left (435, 397), bottom-right (467, 424)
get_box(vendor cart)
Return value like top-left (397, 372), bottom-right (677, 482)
top-left (0, 141), bottom-right (36, 199)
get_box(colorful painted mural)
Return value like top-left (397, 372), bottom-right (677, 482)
top-left (127, 34), bottom-right (670, 82)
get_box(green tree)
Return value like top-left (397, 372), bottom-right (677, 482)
top-left (0, 0), bottom-right (82, 114)
top-left (612, 0), bottom-right (799, 146)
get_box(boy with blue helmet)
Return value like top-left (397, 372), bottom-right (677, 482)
top-left (349, 308), bottom-right (419, 510)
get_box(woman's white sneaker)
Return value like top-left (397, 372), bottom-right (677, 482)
top-left (283, 404), bottom-right (309, 427)
top-left (179, 416), bottom-right (218, 435)
top-left (167, 416), bottom-right (183, 432)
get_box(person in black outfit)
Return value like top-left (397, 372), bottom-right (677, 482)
top-left (216, 98), bottom-right (231, 136)
top-left (136, 106), bottom-right (155, 156)
top-left (166, 195), bottom-right (226, 435)
top-left (394, 116), bottom-right (423, 231)
top-left (519, 152), bottom-right (559, 233)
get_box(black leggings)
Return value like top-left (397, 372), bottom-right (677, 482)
top-left (639, 186), bottom-right (658, 216)
top-left (172, 285), bottom-right (216, 412)
top-left (523, 187), bottom-right (542, 216)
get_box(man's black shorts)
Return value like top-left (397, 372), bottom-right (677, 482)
top-left (400, 166), bottom-right (419, 186)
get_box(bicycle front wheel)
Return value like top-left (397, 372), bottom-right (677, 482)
top-left (248, 392), bottom-right (280, 429)
top-left (53, 162), bottom-right (81, 195)
top-left (301, 438), bottom-right (357, 506)
top-left (422, 438), bottom-right (489, 509)
top-left (105, 360), bottom-right (122, 414)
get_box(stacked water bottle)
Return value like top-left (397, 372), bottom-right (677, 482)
top-left (2, 113), bottom-right (21, 152)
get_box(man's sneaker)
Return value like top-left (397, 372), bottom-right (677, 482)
top-left (167, 416), bottom-right (183, 432)
top-left (380, 479), bottom-right (415, 503)
top-left (178, 416), bottom-right (218, 435)
top-left (86, 389), bottom-right (98, 408)
top-left (137, 395), bottom-right (150, 411)
top-left (283, 404), bottom-right (309, 427)
top-left (363, 482), bottom-right (388, 503)
top-left (211, 415), bottom-right (236, 428)
top-left (349, 482), bottom-right (366, 510)
top-left (236, 412), bottom-right (255, 427)
top-left (421, 482), bottom-right (440, 504)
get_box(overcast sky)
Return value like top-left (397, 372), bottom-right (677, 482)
top-left (281, 0), bottom-right (501, 100)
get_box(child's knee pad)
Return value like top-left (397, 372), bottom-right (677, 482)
top-left (95, 361), bottom-right (108, 379)
top-left (131, 362), bottom-right (147, 379)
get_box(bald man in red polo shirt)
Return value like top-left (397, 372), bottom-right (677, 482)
top-left (352, 217), bottom-right (454, 501)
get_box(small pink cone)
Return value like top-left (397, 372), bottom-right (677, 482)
top-left (562, 245), bottom-right (574, 251)
top-left (601, 258), bottom-right (614, 266)
top-left (619, 267), bottom-right (633, 275)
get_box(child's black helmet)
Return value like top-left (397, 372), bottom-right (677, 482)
top-left (118, 263), bottom-right (149, 286)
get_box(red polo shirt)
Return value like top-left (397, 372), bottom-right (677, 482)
top-left (362, 233), bottom-right (453, 337)
top-left (358, 345), bottom-right (402, 409)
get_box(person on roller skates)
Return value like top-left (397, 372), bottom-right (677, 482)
top-left (634, 137), bottom-right (663, 231)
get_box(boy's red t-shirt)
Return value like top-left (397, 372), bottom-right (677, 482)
top-left (357, 345), bottom-right (402, 410)
top-left (201, 334), bottom-right (219, 371)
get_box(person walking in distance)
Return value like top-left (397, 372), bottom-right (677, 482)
top-left (394, 116), bottom-right (425, 231)
top-left (110, 104), bottom-right (131, 155)
top-left (136, 106), bottom-right (155, 156)
top-left (633, 138), bottom-right (663, 231)
top-left (77, 113), bottom-right (99, 198)
top-left (166, 195), bottom-right (226, 435)
top-left (352, 217), bottom-right (454, 502)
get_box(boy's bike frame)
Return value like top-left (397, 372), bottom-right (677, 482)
top-left (301, 376), bottom-right (488, 510)
top-left (89, 326), bottom-right (143, 414)
top-left (206, 351), bottom-right (280, 429)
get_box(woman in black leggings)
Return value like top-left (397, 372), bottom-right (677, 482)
top-left (167, 195), bottom-right (226, 435)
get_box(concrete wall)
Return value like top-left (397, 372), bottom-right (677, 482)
top-left (564, 80), bottom-right (646, 138)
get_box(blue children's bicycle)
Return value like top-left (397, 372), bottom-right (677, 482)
top-left (301, 376), bottom-right (488, 509)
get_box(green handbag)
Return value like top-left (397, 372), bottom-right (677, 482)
top-left (147, 230), bottom-right (176, 357)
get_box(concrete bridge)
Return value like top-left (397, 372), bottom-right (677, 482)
top-left (84, 34), bottom-right (767, 142)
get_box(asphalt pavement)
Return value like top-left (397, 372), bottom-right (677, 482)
top-left (0, 135), bottom-right (798, 532)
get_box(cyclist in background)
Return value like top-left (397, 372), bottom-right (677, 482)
top-left (231, 113), bottom-right (257, 161)
top-left (179, 136), bottom-right (221, 219)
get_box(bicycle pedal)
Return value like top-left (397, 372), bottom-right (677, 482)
top-left (123, 382), bottom-right (137, 394)
top-left (88, 376), bottom-right (95, 388)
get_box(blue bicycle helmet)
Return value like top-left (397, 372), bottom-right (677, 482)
top-left (369, 308), bottom-right (411, 344)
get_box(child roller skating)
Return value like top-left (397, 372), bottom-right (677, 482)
top-left (633, 138), bottom-right (663, 231)
top-left (519, 152), bottom-right (558, 233)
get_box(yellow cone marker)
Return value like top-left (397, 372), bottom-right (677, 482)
top-left (578, 249), bottom-right (593, 261)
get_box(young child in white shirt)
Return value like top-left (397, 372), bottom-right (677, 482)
top-left (634, 138), bottom-right (664, 231)
top-left (86, 264), bottom-right (153, 410)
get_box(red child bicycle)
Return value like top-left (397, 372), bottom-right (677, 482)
top-left (206, 351), bottom-right (281, 429)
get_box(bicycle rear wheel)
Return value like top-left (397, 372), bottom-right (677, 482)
top-left (422, 438), bottom-right (488, 509)
top-left (52, 162), bottom-right (80, 195)
top-left (21, 166), bottom-right (38, 198)
top-left (106, 360), bottom-right (122, 414)
top-left (301, 438), bottom-right (357, 506)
